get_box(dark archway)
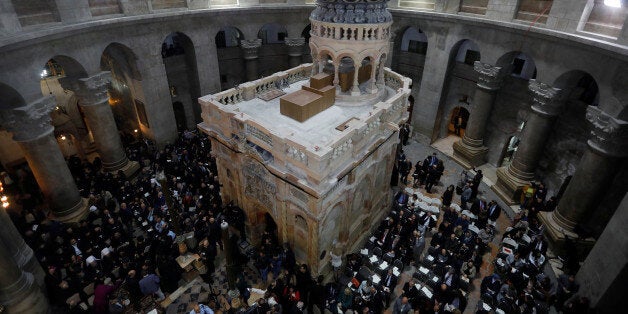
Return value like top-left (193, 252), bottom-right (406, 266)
top-left (161, 32), bottom-right (202, 130)
top-left (216, 27), bottom-right (246, 90)
top-left (172, 101), bottom-right (187, 131)
top-left (258, 23), bottom-right (288, 44)
top-left (101, 43), bottom-right (142, 136)
top-left (448, 106), bottom-right (470, 137)
top-left (0, 82), bottom-right (26, 110)
top-left (431, 39), bottom-right (481, 143)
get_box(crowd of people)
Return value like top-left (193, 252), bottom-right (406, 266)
top-left (1, 127), bottom-right (595, 314)
top-left (5, 130), bottom-right (250, 313)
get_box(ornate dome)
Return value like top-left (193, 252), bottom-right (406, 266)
top-left (310, 0), bottom-right (392, 24)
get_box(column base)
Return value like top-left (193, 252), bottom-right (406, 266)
top-left (492, 166), bottom-right (533, 205)
top-left (452, 140), bottom-right (488, 169)
top-left (50, 198), bottom-right (89, 223)
top-left (538, 211), bottom-right (596, 262)
top-left (0, 273), bottom-right (49, 314)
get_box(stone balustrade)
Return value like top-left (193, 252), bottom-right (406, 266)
top-left (310, 20), bottom-right (392, 41)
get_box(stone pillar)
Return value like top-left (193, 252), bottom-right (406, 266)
top-left (0, 239), bottom-right (48, 314)
top-left (285, 37), bottom-right (305, 68)
top-left (351, 58), bottom-right (361, 95)
top-left (452, 61), bottom-right (506, 168)
top-left (0, 208), bottom-right (44, 288)
top-left (55, 0), bottom-right (91, 24)
top-left (241, 39), bottom-right (262, 81)
top-left (0, 0), bottom-right (21, 35)
top-left (576, 194), bottom-right (628, 311)
top-left (493, 79), bottom-right (563, 203)
top-left (61, 72), bottom-right (139, 177)
top-left (540, 106), bottom-right (628, 241)
top-left (0, 97), bottom-right (87, 222)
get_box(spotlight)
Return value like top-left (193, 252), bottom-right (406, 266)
top-left (604, 0), bottom-right (622, 7)
top-left (60, 135), bottom-right (66, 140)
top-left (134, 129), bottom-right (139, 133)
top-left (40, 69), bottom-right (47, 78)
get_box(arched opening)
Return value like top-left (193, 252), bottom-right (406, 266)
top-left (0, 82), bottom-right (26, 110)
top-left (301, 24), bottom-right (313, 63)
top-left (38, 57), bottom-right (94, 161)
top-left (392, 27), bottom-right (428, 91)
top-left (172, 101), bottom-right (187, 131)
top-left (431, 39), bottom-right (481, 144)
top-left (448, 105), bottom-right (470, 137)
top-left (258, 23), bottom-right (288, 44)
top-left (215, 26), bottom-right (244, 49)
top-left (216, 27), bottom-right (246, 90)
top-left (358, 57), bottom-right (373, 85)
top-left (301, 24), bottom-right (312, 43)
top-left (497, 51), bottom-right (537, 80)
top-left (537, 70), bottom-right (599, 196)
top-left (337, 56), bottom-right (356, 93)
top-left (498, 135), bottom-right (520, 167)
top-left (161, 32), bottom-right (202, 130)
top-left (101, 43), bottom-right (143, 137)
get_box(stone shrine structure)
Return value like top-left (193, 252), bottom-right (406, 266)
top-left (199, 0), bottom-right (411, 274)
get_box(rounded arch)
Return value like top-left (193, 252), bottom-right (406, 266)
top-left (258, 23), bottom-right (288, 44)
top-left (399, 27), bottom-right (428, 54)
top-left (552, 70), bottom-right (599, 106)
top-left (0, 82), bottom-right (26, 110)
top-left (451, 39), bottom-right (481, 65)
top-left (46, 55), bottom-right (88, 79)
top-left (101, 42), bottom-right (141, 80)
top-left (215, 26), bottom-right (245, 48)
top-left (496, 51), bottom-right (537, 80)
top-left (161, 31), bottom-right (195, 58)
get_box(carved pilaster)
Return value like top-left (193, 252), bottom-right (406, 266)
top-left (0, 96), bottom-right (55, 142)
top-left (285, 37), bottom-right (306, 57)
top-left (241, 39), bottom-right (262, 60)
top-left (473, 61), bottom-right (506, 91)
top-left (586, 106), bottom-right (628, 157)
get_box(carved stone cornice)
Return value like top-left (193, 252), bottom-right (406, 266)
top-left (0, 96), bottom-right (55, 142)
top-left (240, 39), bottom-right (262, 60)
top-left (586, 106), bottom-right (628, 157)
top-left (528, 79), bottom-right (563, 117)
top-left (474, 61), bottom-right (506, 91)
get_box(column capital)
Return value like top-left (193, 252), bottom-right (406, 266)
top-left (0, 96), bottom-right (55, 142)
top-left (529, 79), bottom-right (563, 117)
top-left (474, 61), bottom-right (506, 91)
top-left (60, 72), bottom-right (112, 106)
top-left (586, 106), bottom-right (628, 157)
top-left (240, 39), bottom-right (262, 60)
top-left (285, 37), bottom-right (306, 57)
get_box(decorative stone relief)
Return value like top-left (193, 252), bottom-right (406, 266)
top-left (290, 186), bottom-right (310, 205)
top-left (243, 162), bottom-right (277, 211)
top-left (240, 39), bottom-right (262, 60)
top-left (361, 118), bottom-right (381, 136)
top-left (295, 214), bottom-right (308, 231)
top-left (0, 96), bottom-right (55, 141)
top-left (310, 1), bottom-right (392, 24)
top-left (286, 38), bottom-right (306, 57)
top-left (287, 145), bottom-right (308, 164)
top-left (528, 79), bottom-right (563, 117)
top-left (331, 139), bottom-right (353, 159)
top-left (245, 124), bottom-right (273, 147)
top-left (585, 106), bottom-right (628, 157)
top-left (474, 61), bottom-right (506, 91)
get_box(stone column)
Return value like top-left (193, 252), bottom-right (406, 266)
top-left (0, 208), bottom-right (44, 288)
top-left (241, 39), bottom-right (262, 82)
top-left (0, 97), bottom-right (87, 222)
top-left (452, 61), bottom-right (506, 168)
top-left (351, 58), bottom-right (361, 95)
top-left (493, 79), bottom-right (563, 203)
top-left (540, 106), bottom-right (628, 241)
top-left (61, 72), bottom-right (139, 177)
top-left (0, 239), bottom-right (48, 314)
top-left (285, 37), bottom-right (305, 68)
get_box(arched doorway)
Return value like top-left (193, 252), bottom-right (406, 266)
top-left (161, 32), bottom-right (201, 130)
top-left (448, 105), bottom-right (470, 137)
top-left (172, 101), bottom-right (187, 131)
top-left (216, 26), bottom-right (245, 90)
top-left (101, 43), bottom-right (143, 137)
top-left (338, 56), bottom-right (356, 93)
